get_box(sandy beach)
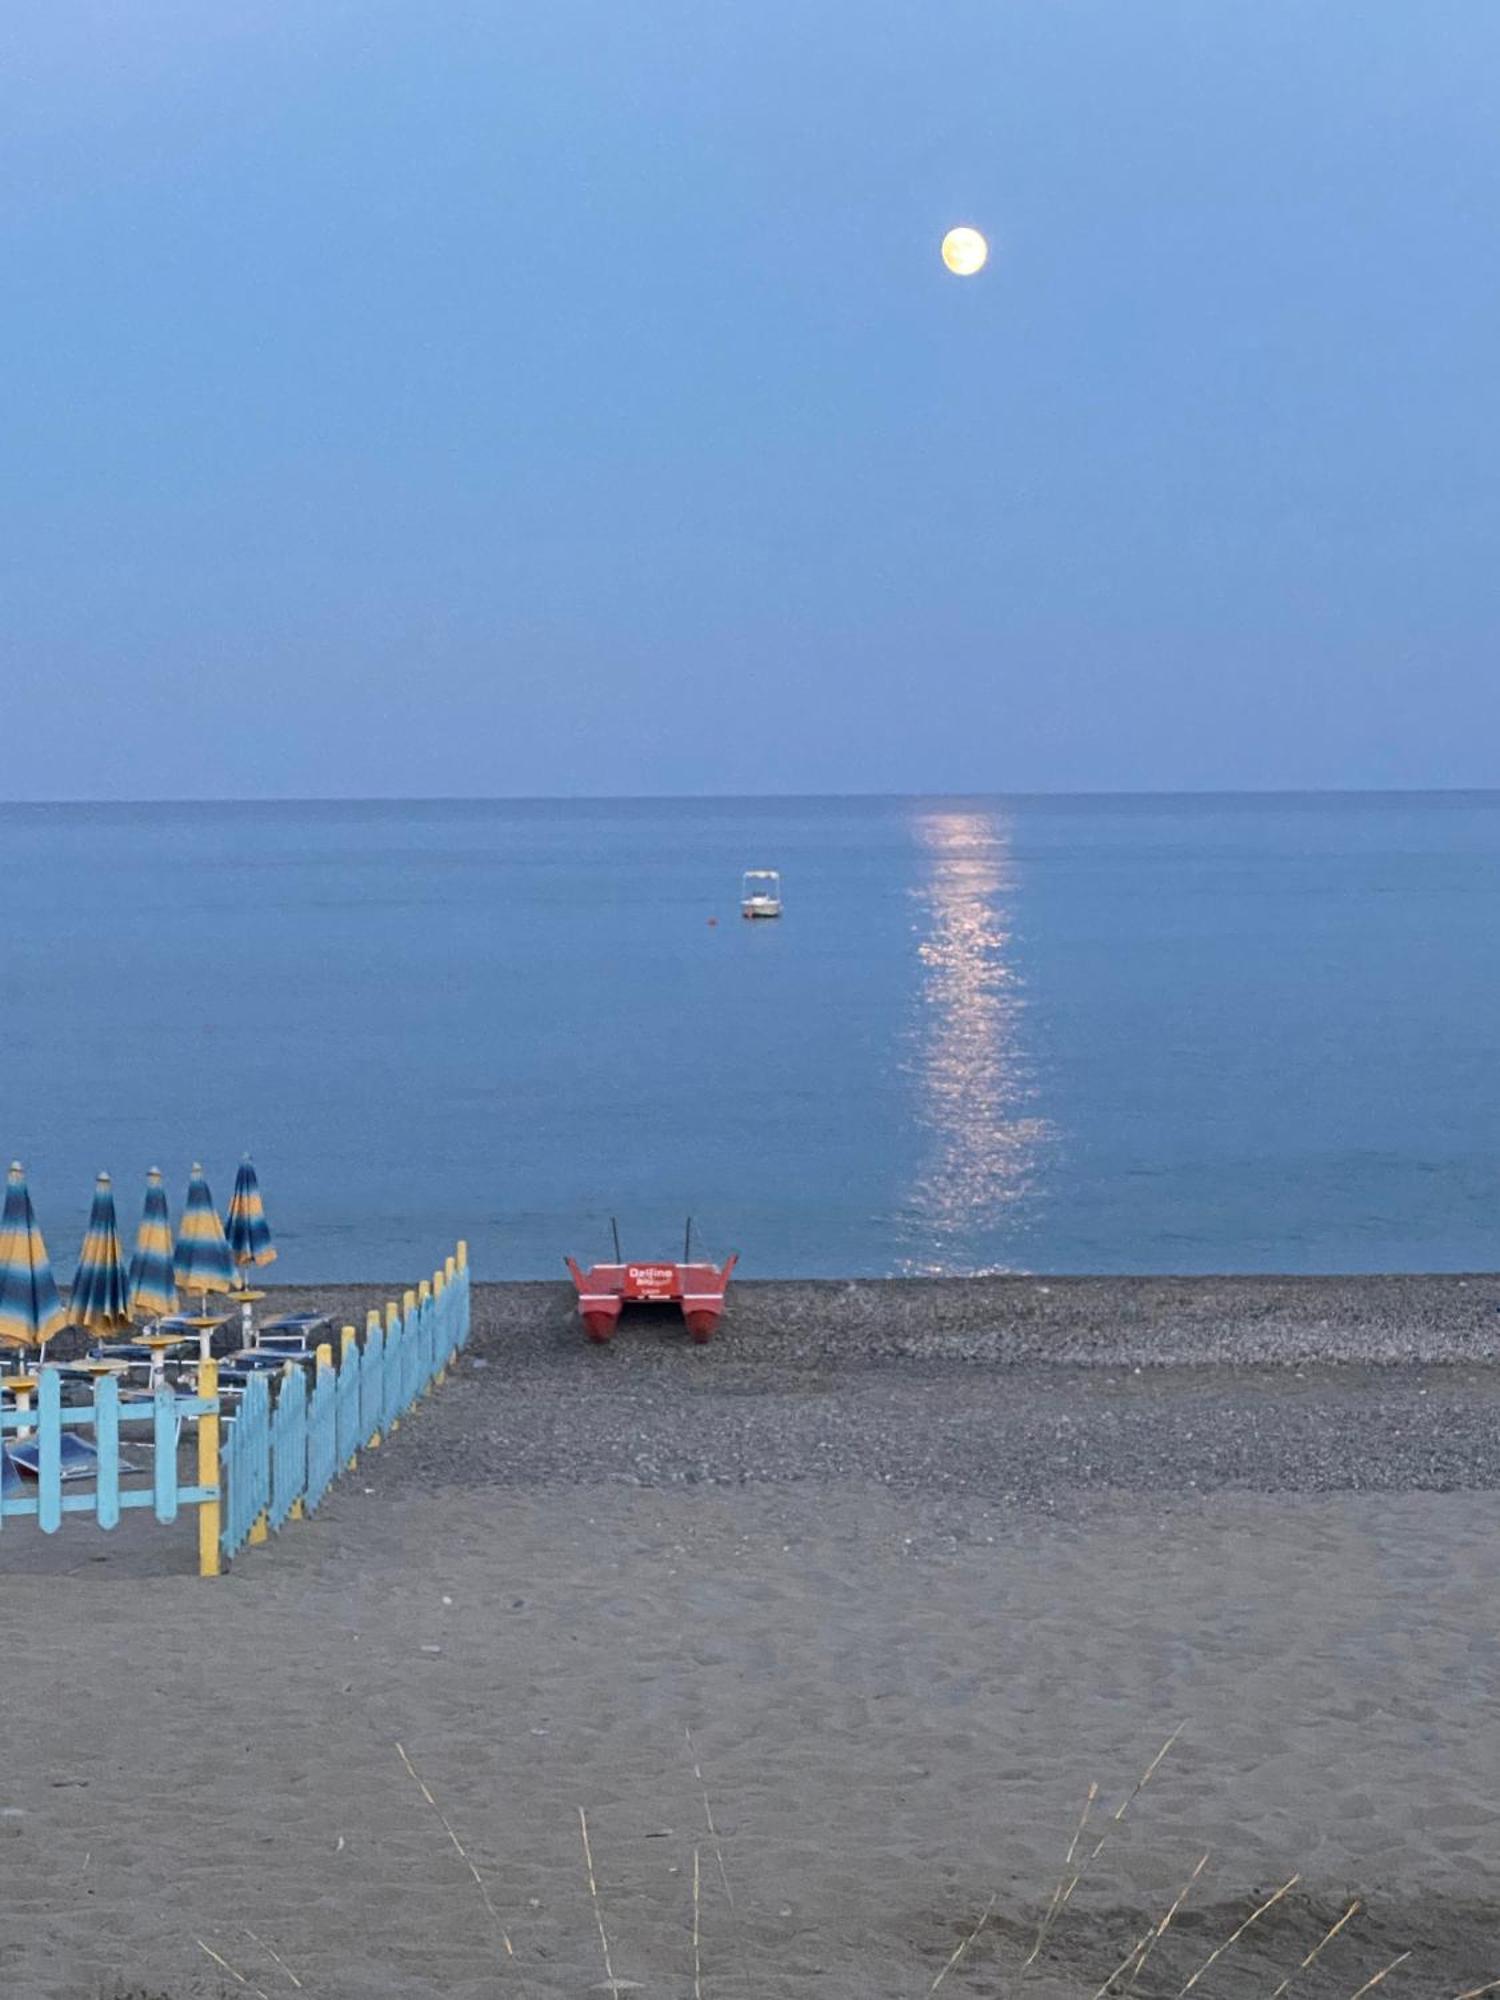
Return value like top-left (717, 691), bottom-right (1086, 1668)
top-left (5, 1276), bottom-right (1500, 1999)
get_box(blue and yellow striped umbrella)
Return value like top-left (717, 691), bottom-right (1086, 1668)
top-left (128, 1167), bottom-right (178, 1321)
top-left (71, 1171), bottom-right (132, 1335)
top-left (224, 1155), bottom-right (276, 1274)
top-left (174, 1163), bottom-right (236, 1302)
top-left (0, 1162), bottom-right (68, 1354)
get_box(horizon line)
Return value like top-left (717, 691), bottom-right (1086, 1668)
top-left (1, 783), bottom-right (1498, 808)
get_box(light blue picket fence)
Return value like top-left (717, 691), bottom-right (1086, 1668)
top-left (0, 1369), bottom-right (218, 1535)
top-left (219, 1250), bottom-right (471, 1564)
top-left (0, 1244), bottom-right (471, 1576)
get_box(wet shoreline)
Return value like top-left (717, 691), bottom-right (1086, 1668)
top-left (235, 1270), bottom-right (1500, 1371)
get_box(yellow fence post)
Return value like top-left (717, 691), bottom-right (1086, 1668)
top-left (400, 1294), bottom-right (416, 1418)
top-left (341, 1326), bottom-right (358, 1467)
top-left (367, 1310), bottom-right (385, 1444)
top-left (436, 1260), bottom-right (452, 1383)
top-left (197, 1358), bottom-right (221, 1579)
top-left (287, 1360), bottom-right (306, 1521)
top-left (387, 1294), bottom-right (410, 1428)
top-left (388, 1300), bottom-right (406, 1431)
top-left (455, 1242), bottom-right (469, 1374)
top-left (418, 1280), bottom-right (432, 1394)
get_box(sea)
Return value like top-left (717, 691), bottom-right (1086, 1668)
top-left (4, 793), bottom-right (1500, 1283)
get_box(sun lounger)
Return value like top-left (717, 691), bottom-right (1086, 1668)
top-left (93, 1340), bottom-right (193, 1364)
top-left (259, 1314), bottom-right (330, 1343)
top-left (255, 1316), bottom-right (331, 1358)
top-left (7, 1433), bottom-right (100, 1481)
top-left (229, 1347), bottom-right (319, 1373)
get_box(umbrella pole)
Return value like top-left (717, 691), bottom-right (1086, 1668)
top-left (9, 1352), bottom-right (38, 1439)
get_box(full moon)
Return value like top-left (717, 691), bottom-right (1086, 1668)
top-left (941, 226), bottom-right (988, 276)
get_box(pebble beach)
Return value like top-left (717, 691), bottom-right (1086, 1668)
top-left (6, 1275), bottom-right (1500, 1998)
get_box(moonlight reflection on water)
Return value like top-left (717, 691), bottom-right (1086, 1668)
top-left (902, 808), bottom-right (1050, 1272)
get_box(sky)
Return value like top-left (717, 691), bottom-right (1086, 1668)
top-left (3, 2), bottom-right (1499, 800)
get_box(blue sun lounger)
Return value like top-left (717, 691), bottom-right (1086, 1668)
top-left (222, 1351), bottom-right (300, 1378)
top-left (257, 1315), bottom-right (331, 1353)
top-left (91, 1340), bottom-right (194, 1365)
top-left (6, 1433), bottom-right (100, 1481)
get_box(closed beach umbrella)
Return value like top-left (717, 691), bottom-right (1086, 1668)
top-left (174, 1163), bottom-right (236, 1304)
top-left (70, 1172), bottom-right (132, 1335)
top-left (127, 1167), bottom-right (178, 1321)
top-left (224, 1155), bottom-right (276, 1276)
top-left (0, 1162), bottom-right (67, 1354)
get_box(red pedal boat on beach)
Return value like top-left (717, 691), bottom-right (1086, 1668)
top-left (566, 1219), bottom-right (737, 1345)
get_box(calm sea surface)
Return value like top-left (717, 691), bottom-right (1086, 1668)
top-left (4, 794), bottom-right (1500, 1282)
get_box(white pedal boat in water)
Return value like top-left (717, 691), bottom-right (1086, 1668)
top-left (741, 870), bottom-right (782, 919)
